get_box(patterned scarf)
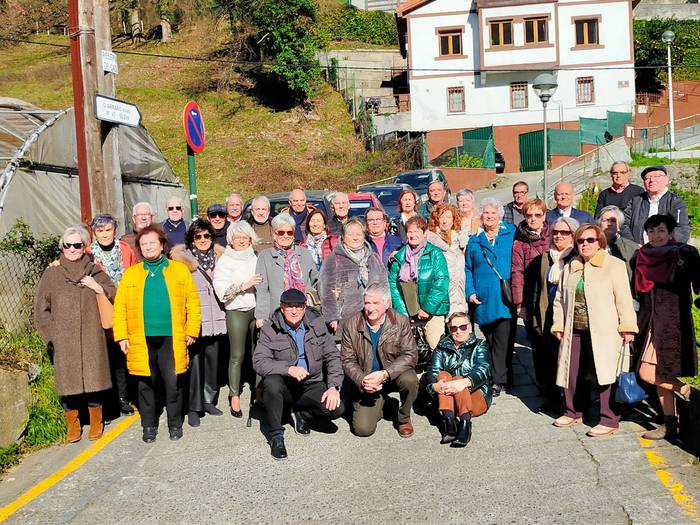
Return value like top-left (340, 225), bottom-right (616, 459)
top-left (343, 242), bottom-right (371, 288)
top-left (275, 243), bottom-right (304, 292)
top-left (90, 240), bottom-right (124, 284)
top-left (399, 239), bottom-right (426, 282)
top-left (305, 231), bottom-right (327, 270)
top-left (189, 246), bottom-right (216, 272)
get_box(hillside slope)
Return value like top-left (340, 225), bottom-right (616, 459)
top-left (0, 20), bottom-right (411, 208)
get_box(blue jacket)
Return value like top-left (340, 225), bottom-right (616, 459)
top-left (367, 233), bottom-right (403, 267)
top-left (545, 207), bottom-right (593, 225)
top-left (465, 223), bottom-right (515, 325)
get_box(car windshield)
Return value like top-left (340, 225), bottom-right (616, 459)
top-left (395, 172), bottom-right (431, 192)
top-left (348, 200), bottom-right (374, 218)
top-left (372, 189), bottom-right (402, 210)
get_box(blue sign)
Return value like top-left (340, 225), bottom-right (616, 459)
top-left (183, 101), bottom-right (205, 153)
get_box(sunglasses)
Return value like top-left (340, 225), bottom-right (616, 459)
top-left (275, 230), bottom-right (295, 237)
top-left (526, 213), bottom-right (544, 218)
top-left (552, 229), bottom-right (572, 236)
top-left (63, 242), bottom-right (83, 250)
top-left (576, 237), bottom-right (598, 245)
top-left (208, 212), bottom-right (226, 219)
top-left (194, 233), bottom-right (212, 240)
top-left (449, 324), bottom-right (469, 333)
top-left (168, 206), bottom-right (182, 211)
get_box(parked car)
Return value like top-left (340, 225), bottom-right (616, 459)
top-left (362, 184), bottom-right (411, 221)
top-left (494, 148), bottom-right (505, 174)
top-left (242, 190), bottom-right (333, 220)
top-left (322, 192), bottom-right (383, 219)
top-left (394, 168), bottom-right (451, 202)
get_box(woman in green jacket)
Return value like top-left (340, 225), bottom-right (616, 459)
top-left (425, 312), bottom-right (493, 447)
top-left (388, 215), bottom-right (450, 350)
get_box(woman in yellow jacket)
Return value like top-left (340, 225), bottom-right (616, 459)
top-left (114, 225), bottom-right (201, 443)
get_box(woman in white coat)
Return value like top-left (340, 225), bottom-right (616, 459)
top-left (551, 224), bottom-right (637, 437)
top-left (213, 222), bottom-right (262, 418)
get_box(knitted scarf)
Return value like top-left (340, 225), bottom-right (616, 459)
top-left (189, 246), bottom-right (216, 272)
top-left (343, 242), bottom-right (371, 288)
top-left (90, 240), bottom-right (124, 284)
top-left (275, 244), bottom-right (304, 292)
top-left (547, 246), bottom-right (573, 284)
top-left (634, 242), bottom-right (680, 293)
top-left (399, 239), bottom-right (426, 282)
top-left (305, 231), bottom-right (327, 269)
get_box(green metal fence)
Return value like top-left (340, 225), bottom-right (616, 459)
top-left (519, 130), bottom-right (544, 172)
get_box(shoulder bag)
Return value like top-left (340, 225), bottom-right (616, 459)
top-left (614, 342), bottom-right (647, 404)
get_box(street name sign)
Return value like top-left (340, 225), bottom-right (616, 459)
top-left (183, 101), bottom-right (206, 153)
top-left (101, 50), bottom-right (118, 74)
top-left (94, 95), bottom-right (141, 127)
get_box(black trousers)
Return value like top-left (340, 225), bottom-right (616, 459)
top-left (61, 392), bottom-right (102, 410)
top-left (261, 375), bottom-right (345, 438)
top-left (107, 338), bottom-right (128, 401)
top-left (188, 335), bottom-right (222, 412)
top-left (481, 317), bottom-right (516, 386)
top-left (137, 336), bottom-right (185, 430)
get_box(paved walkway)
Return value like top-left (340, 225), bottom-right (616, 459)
top-left (1, 329), bottom-right (700, 524)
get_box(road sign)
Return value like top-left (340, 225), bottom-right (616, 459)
top-left (101, 50), bottom-right (118, 74)
top-left (183, 101), bottom-right (206, 153)
top-left (94, 95), bottom-right (141, 127)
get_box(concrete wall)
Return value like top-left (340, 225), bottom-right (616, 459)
top-left (442, 167), bottom-right (497, 190)
top-left (633, 4), bottom-right (700, 19)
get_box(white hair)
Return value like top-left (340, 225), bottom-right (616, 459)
top-left (59, 225), bottom-right (90, 249)
top-left (364, 283), bottom-right (391, 304)
top-left (165, 196), bottom-right (182, 207)
top-left (479, 196), bottom-right (504, 218)
top-left (132, 201), bottom-right (153, 216)
top-left (331, 191), bottom-right (349, 205)
top-left (597, 205), bottom-right (625, 227)
top-left (225, 193), bottom-right (243, 206)
top-left (271, 213), bottom-right (296, 231)
top-left (251, 195), bottom-right (270, 209)
top-left (226, 220), bottom-right (261, 246)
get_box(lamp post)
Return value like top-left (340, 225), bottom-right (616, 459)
top-left (533, 73), bottom-right (558, 200)
top-left (662, 30), bottom-right (676, 160)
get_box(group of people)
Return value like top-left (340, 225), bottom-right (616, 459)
top-left (33, 161), bottom-right (698, 461)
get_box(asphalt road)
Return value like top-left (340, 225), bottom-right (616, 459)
top-left (1, 331), bottom-right (700, 524)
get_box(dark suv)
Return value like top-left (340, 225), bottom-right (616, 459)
top-left (394, 169), bottom-right (451, 202)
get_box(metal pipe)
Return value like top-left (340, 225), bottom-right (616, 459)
top-left (667, 43), bottom-right (675, 159)
top-left (543, 100), bottom-right (548, 200)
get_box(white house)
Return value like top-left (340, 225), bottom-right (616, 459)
top-left (395, 0), bottom-right (636, 170)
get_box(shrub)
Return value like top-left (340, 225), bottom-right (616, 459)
top-left (318, 5), bottom-right (398, 47)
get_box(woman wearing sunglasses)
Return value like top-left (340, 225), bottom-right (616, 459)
top-left (34, 225), bottom-right (116, 443)
top-left (213, 221), bottom-right (262, 418)
top-left (424, 312), bottom-right (492, 447)
top-left (253, 213), bottom-right (318, 328)
top-left (530, 217), bottom-right (579, 410)
top-left (551, 224), bottom-right (637, 437)
top-left (171, 219), bottom-right (227, 426)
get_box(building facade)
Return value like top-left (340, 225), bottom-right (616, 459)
top-left (396, 0), bottom-right (636, 170)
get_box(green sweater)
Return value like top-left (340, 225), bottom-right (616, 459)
top-left (143, 256), bottom-right (172, 336)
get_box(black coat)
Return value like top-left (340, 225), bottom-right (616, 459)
top-left (620, 191), bottom-right (690, 244)
top-left (594, 184), bottom-right (644, 218)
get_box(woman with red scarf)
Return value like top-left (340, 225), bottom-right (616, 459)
top-left (634, 214), bottom-right (699, 440)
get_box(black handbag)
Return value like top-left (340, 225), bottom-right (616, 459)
top-left (480, 246), bottom-right (515, 309)
top-left (615, 343), bottom-right (647, 404)
top-left (411, 323), bottom-right (432, 372)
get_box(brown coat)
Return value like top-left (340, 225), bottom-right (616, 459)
top-left (552, 250), bottom-right (638, 387)
top-left (33, 255), bottom-right (116, 396)
top-left (340, 308), bottom-right (417, 388)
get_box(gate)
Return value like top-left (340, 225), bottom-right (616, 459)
top-left (519, 130), bottom-right (544, 172)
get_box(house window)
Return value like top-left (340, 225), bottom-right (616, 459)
top-left (447, 87), bottom-right (465, 113)
top-left (439, 30), bottom-right (462, 56)
top-left (489, 20), bottom-right (513, 47)
top-left (525, 17), bottom-right (547, 44)
top-left (510, 82), bottom-right (528, 109)
top-left (575, 18), bottom-right (599, 46)
top-left (576, 76), bottom-right (595, 104)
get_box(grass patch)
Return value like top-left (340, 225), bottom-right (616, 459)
top-left (630, 152), bottom-right (700, 167)
top-left (0, 443), bottom-right (21, 472)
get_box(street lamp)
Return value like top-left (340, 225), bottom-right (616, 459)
top-left (533, 73), bottom-right (558, 199)
top-left (662, 30), bottom-right (676, 159)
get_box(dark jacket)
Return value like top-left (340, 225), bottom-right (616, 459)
top-left (388, 242), bottom-right (450, 316)
top-left (418, 199), bottom-right (443, 219)
top-left (328, 216), bottom-right (348, 236)
top-left (531, 248), bottom-right (577, 333)
top-left (212, 221), bottom-right (230, 247)
top-left (620, 191), bottom-right (690, 244)
top-left (340, 308), bottom-right (417, 388)
top-left (253, 309), bottom-right (344, 389)
top-left (367, 232), bottom-right (403, 266)
top-left (161, 219), bottom-right (188, 248)
top-left (424, 334), bottom-right (493, 406)
top-left (319, 242), bottom-right (388, 324)
top-left (594, 184), bottom-right (644, 218)
top-left (546, 207), bottom-right (593, 225)
top-left (607, 234), bottom-right (639, 283)
top-left (503, 201), bottom-right (525, 225)
top-left (511, 221), bottom-right (550, 308)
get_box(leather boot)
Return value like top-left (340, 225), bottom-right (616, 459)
top-left (451, 417), bottom-right (472, 448)
top-left (440, 413), bottom-right (458, 444)
top-left (643, 416), bottom-right (678, 441)
top-left (88, 405), bottom-right (104, 441)
top-left (64, 409), bottom-right (81, 443)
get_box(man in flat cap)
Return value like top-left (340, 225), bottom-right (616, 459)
top-left (620, 165), bottom-right (690, 244)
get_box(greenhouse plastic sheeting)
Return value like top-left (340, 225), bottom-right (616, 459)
top-left (607, 111), bottom-right (632, 137)
top-left (579, 117), bottom-right (609, 145)
top-left (462, 126), bottom-right (493, 142)
top-left (548, 129), bottom-right (581, 156)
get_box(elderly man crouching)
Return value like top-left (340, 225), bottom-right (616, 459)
top-left (253, 289), bottom-right (344, 461)
top-left (341, 283), bottom-right (419, 438)
top-left (424, 312), bottom-right (493, 447)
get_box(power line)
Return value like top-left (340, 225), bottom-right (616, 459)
top-left (2, 35), bottom-right (700, 74)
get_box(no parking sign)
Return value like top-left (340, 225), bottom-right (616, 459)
top-left (183, 101), bottom-right (206, 153)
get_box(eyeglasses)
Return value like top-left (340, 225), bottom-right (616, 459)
top-left (194, 233), bottom-right (212, 240)
top-left (275, 230), bottom-right (295, 237)
top-left (526, 213), bottom-right (544, 218)
top-left (134, 213), bottom-right (152, 218)
top-left (610, 171), bottom-right (628, 175)
top-left (513, 190), bottom-right (528, 195)
top-left (208, 212), bottom-right (226, 219)
top-left (449, 324), bottom-right (469, 333)
top-left (281, 303), bottom-right (306, 310)
top-left (552, 229), bottom-right (573, 236)
top-left (576, 237), bottom-right (599, 245)
top-left (62, 242), bottom-right (83, 250)
top-left (168, 206), bottom-right (182, 211)
top-left (366, 218), bottom-right (385, 223)
top-left (600, 217), bottom-right (617, 223)
top-left (645, 174), bottom-right (666, 180)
